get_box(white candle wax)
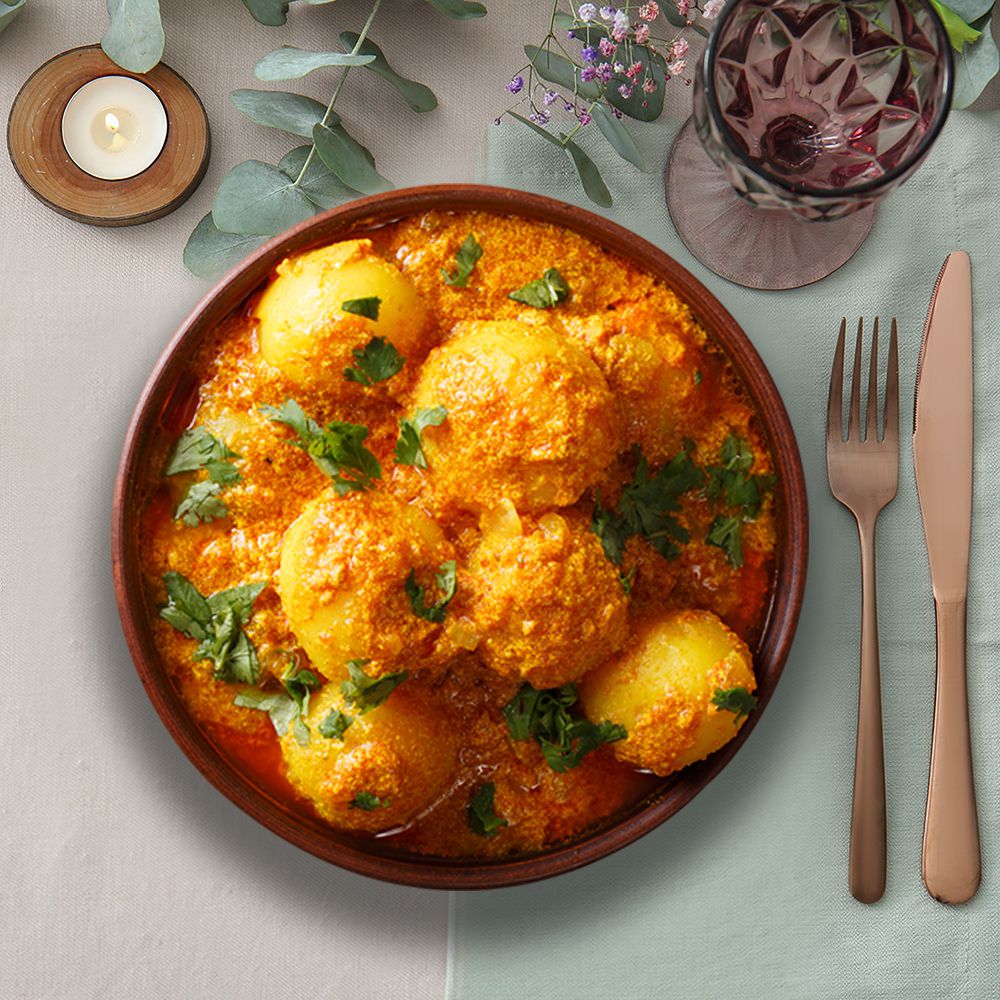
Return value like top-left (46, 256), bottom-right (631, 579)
top-left (61, 75), bottom-right (168, 181)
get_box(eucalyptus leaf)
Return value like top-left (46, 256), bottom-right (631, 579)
top-left (255, 46), bottom-right (375, 82)
top-left (279, 146), bottom-right (353, 209)
top-left (340, 32), bottom-right (438, 112)
top-left (184, 215), bottom-right (268, 280)
top-left (564, 138), bottom-right (612, 207)
top-left (240, 0), bottom-right (289, 26)
top-left (0, 0), bottom-right (25, 34)
top-left (607, 43), bottom-right (667, 121)
top-left (953, 17), bottom-right (1000, 107)
top-left (312, 122), bottom-right (393, 194)
top-left (101, 0), bottom-right (164, 74)
top-left (508, 111), bottom-right (565, 149)
top-left (425, 0), bottom-right (487, 19)
top-left (231, 89), bottom-right (332, 138)
top-left (213, 160), bottom-right (317, 236)
top-left (524, 45), bottom-right (600, 100)
top-left (591, 103), bottom-right (647, 171)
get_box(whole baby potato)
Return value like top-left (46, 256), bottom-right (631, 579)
top-left (578, 609), bottom-right (756, 776)
top-left (278, 489), bottom-right (455, 679)
top-left (468, 503), bottom-right (629, 689)
top-left (254, 239), bottom-right (430, 391)
top-left (281, 683), bottom-right (459, 833)
top-left (410, 320), bottom-right (620, 513)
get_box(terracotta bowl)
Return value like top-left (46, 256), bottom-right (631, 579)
top-left (113, 184), bottom-right (808, 889)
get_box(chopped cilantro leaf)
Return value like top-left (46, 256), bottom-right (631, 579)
top-left (706, 515), bottom-right (744, 568)
top-left (508, 267), bottom-right (571, 308)
top-left (395, 406), bottom-right (447, 469)
top-left (350, 791), bottom-right (389, 811)
top-left (164, 427), bottom-right (239, 476)
top-left (502, 682), bottom-right (626, 773)
top-left (341, 296), bottom-right (381, 320)
top-left (441, 233), bottom-right (483, 288)
top-left (693, 369), bottom-right (703, 386)
top-left (175, 480), bottom-right (229, 526)
top-left (405, 560), bottom-right (457, 623)
top-left (340, 659), bottom-right (408, 713)
top-left (711, 686), bottom-right (758, 724)
top-left (233, 656), bottom-right (320, 745)
top-left (319, 709), bottom-right (354, 741)
top-left (261, 399), bottom-right (381, 495)
top-left (468, 782), bottom-right (508, 838)
top-left (343, 336), bottom-right (405, 387)
top-left (160, 572), bottom-right (265, 684)
top-left (234, 689), bottom-right (299, 737)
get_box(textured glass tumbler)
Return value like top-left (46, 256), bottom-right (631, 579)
top-left (666, 0), bottom-right (953, 289)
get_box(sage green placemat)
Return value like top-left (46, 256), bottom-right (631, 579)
top-left (447, 114), bottom-right (1000, 999)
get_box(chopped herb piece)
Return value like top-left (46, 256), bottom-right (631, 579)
top-left (706, 514), bottom-right (744, 568)
top-left (319, 708), bottom-right (354, 741)
top-left (341, 296), bottom-right (381, 320)
top-left (340, 659), bottom-right (408, 713)
top-left (343, 336), bottom-right (405, 386)
top-left (591, 496), bottom-right (630, 565)
top-left (508, 267), bottom-right (571, 308)
top-left (175, 480), bottom-right (229, 526)
top-left (234, 689), bottom-right (300, 737)
top-left (405, 560), bottom-right (457, 623)
top-left (711, 686), bottom-right (758, 724)
top-left (164, 427), bottom-right (239, 476)
top-left (160, 572), bottom-right (265, 684)
top-left (233, 656), bottom-right (320, 745)
top-left (693, 369), bottom-right (703, 386)
top-left (395, 406), bottom-right (448, 468)
top-left (441, 233), bottom-right (483, 288)
top-left (205, 459), bottom-right (241, 486)
top-left (468, 782), bottom-right (508, 838)
top-left (502, 682), bottom-right (626, 773)
top-left (261, 399), bottom-right (381, 495)
top-left (350, 791), bottom-right (389, 811)
top-left (619, 566), bottom-right (636, 595)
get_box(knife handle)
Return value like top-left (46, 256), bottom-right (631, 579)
top-left (849, 518), bottom-right (887, 903)
top-left (923, 598), bottom-right (980, 904)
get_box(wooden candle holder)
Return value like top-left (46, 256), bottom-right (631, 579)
top-left (7, 45), bottom-right (210, 227)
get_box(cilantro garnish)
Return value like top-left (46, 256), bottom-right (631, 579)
top-left (706, 515), bottom-right (744, 568)
top-left (319, 708), bottom-right (354, 741)
top-left (468, 782), bottom-right (508, 838)
top-left (340, 659), bottom-right (408, 713)
top-left (175, 481), bottom-right (229, 527)
top-left (164, 427), bottom-right (240, 476)
top-left (405, 560), bottom-right (457, 623)
top-left (502, 683), bottom-right (626, 773)
top-left (711, 686), bottom-right (758, 724)
top-left (160, 572), bottom-right (266, 685)
top-left (343, 336), bottom-right (405, 386)
top-left (350, 791), bottom-right (389, 811)
top-left (394, 406), bottom-right (447, 468)
top-left (441, 233), bottom-right (483, 288)
top-left (261, 399), bottom-right (381, 495)
top-left (233, 658), bottom-right (322, 746)
top-left (164, 427), bottom-right (241, 526)
top-left (508, 267), bottom-right (571, 308)
top-left (341, 296), bottom-right (381, 320)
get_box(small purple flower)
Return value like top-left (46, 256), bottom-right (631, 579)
top-left (564, 101), bottom-right (575, 112)
top-left (581, 65), bottom-right (598, 82)
top-left (493, 117), bottom-right (502, 125)
top-left (578, 110), bottom-right (593, 126)
top-left (600, 5), bottom-right (616, 20)
top-left (613, 9), bottom-right (630, 35)
top-left (613, 61), bottom-right (625, 74)
top-left (618, 82), bottom-right (633, 97)
top-left (567, 29), bottom-right (577, 38)
top-left (506, 75), bottom-right (524, 94)
top-left (596, 61), bottom-right (614, 82)
top-left (599, 36), bottom-right (616, 57)
top-left (581, 45), bottom-right (599, 63)
top-left (579, 2), bottom-right (598, 20)
top-left (543, 89), bottom-right (558, 106)
top-left (530, 110), bottom-right (551, 125)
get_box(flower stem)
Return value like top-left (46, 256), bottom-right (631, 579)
top-left (293, 0), bottom-right (384, 187)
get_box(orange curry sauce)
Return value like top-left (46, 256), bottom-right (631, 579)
top-left (139, 211), bottom-right (776, 859)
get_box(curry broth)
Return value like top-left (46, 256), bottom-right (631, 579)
top-left (140, 211), bottom-right (776, 859)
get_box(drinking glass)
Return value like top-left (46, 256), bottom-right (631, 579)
top-left (666, 0), bottom-right (953, 289)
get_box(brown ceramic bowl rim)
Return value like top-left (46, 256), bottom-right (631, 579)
top-left (112, 184), bottom-right (808, 890)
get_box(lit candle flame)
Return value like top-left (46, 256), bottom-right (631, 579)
top-left (105, 111), bottom-right (120, 134)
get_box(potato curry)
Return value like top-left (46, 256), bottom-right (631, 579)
top-left (140, 210), bottom-right (777, 859)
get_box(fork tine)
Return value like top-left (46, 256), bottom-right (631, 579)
top-left (827, 318), bottom-right (846, 445)
top-left (847, 318), bottom-right (863, 440)
top-left (884, 318), bottom-right (899, 442)
top-left (866, 317), bottom-right (879, 442)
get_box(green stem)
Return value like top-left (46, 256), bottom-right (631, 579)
top-left (293, 0), bottom-right (384, 187)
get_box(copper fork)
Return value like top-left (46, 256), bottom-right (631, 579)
top-left (826, 318), bottom-right (899, 904)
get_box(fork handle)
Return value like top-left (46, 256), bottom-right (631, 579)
top-left (849, 518), bottom-right (887, 903)
top-left (923, 598), bottom-right (980, 904)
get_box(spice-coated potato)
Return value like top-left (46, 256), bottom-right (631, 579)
top-left (278, 489), bottom-right (455, 679)
top-left (254, 240), bottom-right (430, 391)
top-left (281, 684), bottom-right (459, 833)
top-left (468, 503), bottom-right (628, 688)
top-left (410, 320), bottom-right (620, 513)
top-left (578, 609), bottom-right (756, 776)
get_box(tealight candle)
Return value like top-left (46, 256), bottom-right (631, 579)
top-left (61, 75), bottom-right (168, 181)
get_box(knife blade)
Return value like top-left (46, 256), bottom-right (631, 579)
top-left (912, 250), bottom-right (980, 904)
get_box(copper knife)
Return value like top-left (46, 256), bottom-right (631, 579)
top-left (912, 251), bottom-right (980, 904)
